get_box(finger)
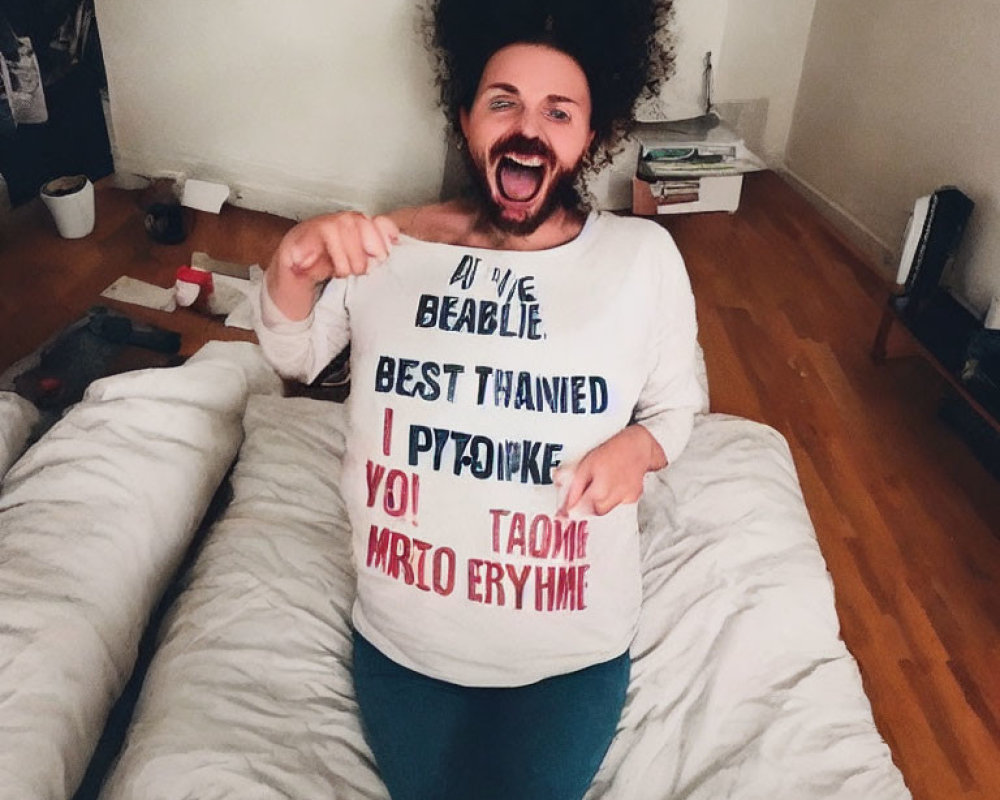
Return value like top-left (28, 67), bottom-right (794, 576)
top-left (338, 214), bottom-right (370, 275)
top-left (374, 215), bottom-right (401, 249)
top-left (588, 483), bottom-right (642, 517)
top-left (283, 226), bottom-right (334, 279)
top-left (316, 221), bottom-right (358, 278)
top-left (572, 492), bottom-right (599, 517)
top-left (358, 219), bottom-right (389, 266)
top-left (306, 252), bottom-right (336, 282)
top-left (589, 490), bottom-right (617, 517)
top-left (320, 230), bottom-right (350, 278)
top-left (553, 465), bottom-right (573, 515)
top-left (559, 466), bottom-right (593, 517)
top-left (283, 244), bottom-right (319, 276)
top-left (273, 227), bottom-right (315, 271)
top-left (575, 473), bottom-right (613, 516)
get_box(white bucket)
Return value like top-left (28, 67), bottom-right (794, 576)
top-left (40, 175), bottom-right (95, 239)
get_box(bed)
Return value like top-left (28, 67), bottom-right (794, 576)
top-left (0, 341), bottom-right (911, 799)
top-left (0, 391), bottom-right (39, 479)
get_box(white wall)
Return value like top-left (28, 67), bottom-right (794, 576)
top-left (594, 0), bottom-right (817, 208)
top-left (786, 0), bottom-right (1000, 316)
top-left (95, 0), bottom-right (448, 219)
top-left (713, 0), bottom-right (817, 163)
top-left (590, 0), bottom-right (731, 209)
top-left (643, 0), bottom-right (729, 122)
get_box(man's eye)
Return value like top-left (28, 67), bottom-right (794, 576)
top-left (547, 108), bottom-right (571, 122)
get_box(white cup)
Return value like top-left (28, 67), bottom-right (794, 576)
top-left (40, 175), bottom-right (96, 239)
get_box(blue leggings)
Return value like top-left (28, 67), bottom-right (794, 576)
top-left (352, 632), bottom-right (629, 800)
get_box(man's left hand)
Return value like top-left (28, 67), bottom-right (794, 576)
top-left (555, 425), bottom-right (667, 517)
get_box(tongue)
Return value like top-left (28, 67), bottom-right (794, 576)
top-left (499, 161), bottom-right (543, 202)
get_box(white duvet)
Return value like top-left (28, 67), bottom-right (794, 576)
top-left (0, 343), bottom-right (281, 800)
top-left (97, 386), bottom-right (910, 798)
top-left (0, 391), bottom-right (39, 479)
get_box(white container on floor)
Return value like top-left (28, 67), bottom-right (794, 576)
top-left (40, 175), bottom-right (95, 239)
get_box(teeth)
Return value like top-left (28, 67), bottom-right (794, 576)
top-left (507, 154), bottom-right (545, 167)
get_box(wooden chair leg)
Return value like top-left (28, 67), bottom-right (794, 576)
top-left (871, 302), bottom-right (896, 364)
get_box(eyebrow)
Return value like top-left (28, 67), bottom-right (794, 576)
top-left (485, 83), bottom-right (582, 106)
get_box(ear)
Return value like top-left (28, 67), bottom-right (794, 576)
top-left (459, 107), bottom-right (471, 142)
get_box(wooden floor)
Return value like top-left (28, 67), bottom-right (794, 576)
top-left (0, 181), bottom-right (294, 371)
top-left (663, 172), bottom-right (1000, 800)
top-left (2, 172), bottom-right (998, 799)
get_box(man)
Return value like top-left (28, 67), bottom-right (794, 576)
top-left (253, 2), bottom-right (699, 798)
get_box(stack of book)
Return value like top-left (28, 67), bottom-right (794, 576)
top-left (631, 114), bottom-right (765, 215)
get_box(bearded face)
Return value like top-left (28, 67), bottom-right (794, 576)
top-left (465, 131), bottom-right (585, 236)
top-left (459, 44), bottom-right (595, 237)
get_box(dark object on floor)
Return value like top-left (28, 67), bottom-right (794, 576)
top-left (962, 329), bottom-right (1000, 420)
top-left (3, 306), bottom-right (183, 441)
top-left (940, 394), bottom-right (1000, 479)
top-left (891, 289), bottom-right (978, 373)
top-left (144, 201), bottom-right (188, 244)
top-left (88, 307), bottom-right (182, 353)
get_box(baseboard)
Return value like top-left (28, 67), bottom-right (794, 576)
top-left (777, 166), bottom-right (896, 282)
top-left (110, 149), bottom-right (355, 221)
top-left (227, 181), bottom-right (352, 221)
top-left (113, 168), bottom-right (352, 222)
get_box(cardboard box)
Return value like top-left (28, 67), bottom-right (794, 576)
top-left (632, 174), bottom-right (743, 216)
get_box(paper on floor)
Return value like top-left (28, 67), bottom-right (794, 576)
top-left (101, 276), bottom-right (177, 312)
top-left (181, 180), bottom-right (230, 214)
top-left (222, 265), bottom-right (263, 331)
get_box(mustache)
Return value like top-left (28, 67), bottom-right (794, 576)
top-left (488, 133), bottom-right (554, 165)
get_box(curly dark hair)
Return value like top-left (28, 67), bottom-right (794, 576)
top-left (425, 0), bottom-right (675, 169)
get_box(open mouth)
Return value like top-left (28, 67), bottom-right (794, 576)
top-left (496, 154), bottom-right (547, 203)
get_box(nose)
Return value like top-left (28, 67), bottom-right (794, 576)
top-left (515, 107), bottom-right (542, 140)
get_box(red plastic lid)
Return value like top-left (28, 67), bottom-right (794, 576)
top-left (175, 265), bottom-right (214, 289)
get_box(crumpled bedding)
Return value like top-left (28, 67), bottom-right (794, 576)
top-left (599, 417), bottom-right (910, 799)
top-left (100, 394), bottom-right (380, 800)
top-left (0, 390), bottom-right (39, 478)
top-left (99, 391), bottom-right (910, 799)
top-left (0, 342), bottom-right (281, 800)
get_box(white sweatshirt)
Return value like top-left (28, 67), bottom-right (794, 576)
top-left (252, 212), bottom-right (703, 686)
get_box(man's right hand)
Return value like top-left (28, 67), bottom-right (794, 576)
top-left (265, 211), bottom-right (400, 321)
top-left (272, 211), bottom-right (400, 281)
